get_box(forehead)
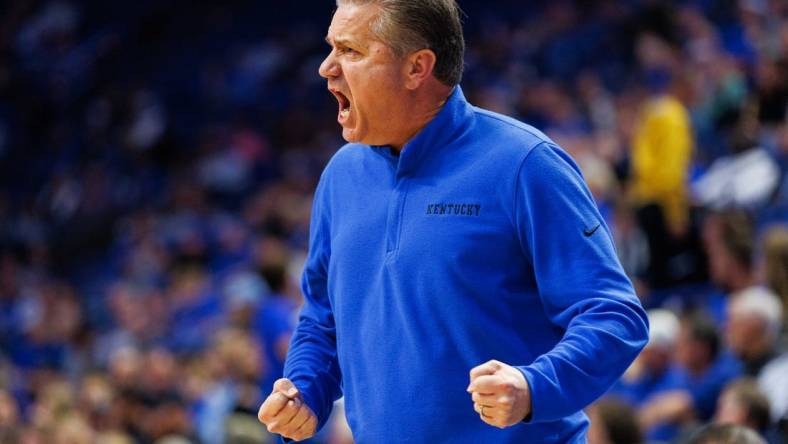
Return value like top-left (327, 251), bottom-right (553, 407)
top-left (327, 3), bottom-right (382, 43)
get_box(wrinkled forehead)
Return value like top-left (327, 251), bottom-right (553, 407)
top-left (326, 3), bottom-right (382, 44)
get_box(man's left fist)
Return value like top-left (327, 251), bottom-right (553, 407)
top-left (467, 359), bottom-right (532, 428)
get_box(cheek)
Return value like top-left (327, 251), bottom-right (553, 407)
top-left (725, 323), bottom-right (744, 346)
top-left (716, 401), bottom-right (735, 422)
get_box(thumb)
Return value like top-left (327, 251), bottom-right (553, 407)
top-left (273, 378), bottom-right (299, 398)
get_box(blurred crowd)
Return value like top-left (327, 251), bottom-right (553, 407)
top-left (0, 0), bottom-right (786, 443)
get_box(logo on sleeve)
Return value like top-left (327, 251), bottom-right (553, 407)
top-left (583, 223), bottom-right (601, 237)
top-left (426, 203), bottom-right (481, 217)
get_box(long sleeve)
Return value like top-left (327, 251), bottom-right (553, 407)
top-left (283, 173), bottom-right (342, 431)
top-left (513, 143), bottom-right (649, 423)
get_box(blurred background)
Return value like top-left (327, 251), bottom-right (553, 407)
top-left (0, 0), bottom-right (786, 443)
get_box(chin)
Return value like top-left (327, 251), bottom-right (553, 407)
top-left (342, 128), bottom-right (363, 143)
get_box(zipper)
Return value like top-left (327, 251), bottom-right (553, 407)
top-left (385, 178), bottom-right (409, 259)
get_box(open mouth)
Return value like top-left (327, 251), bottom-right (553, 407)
top-left (330, 88), bottom-right (352, 123)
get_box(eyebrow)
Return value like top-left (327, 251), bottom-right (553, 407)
top-left (325, 35), bottom-right (356, 47)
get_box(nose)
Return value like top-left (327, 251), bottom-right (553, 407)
top-left (319, 51), bottom-right (340, 79)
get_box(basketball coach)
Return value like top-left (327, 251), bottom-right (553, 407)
top-left (257, 1), bottom-right (649, 442)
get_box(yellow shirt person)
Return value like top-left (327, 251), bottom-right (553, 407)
top-left (631, 94), bottom-right (693, 235)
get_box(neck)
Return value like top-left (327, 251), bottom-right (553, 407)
top-left (389, 85), bottom-right (453, 154)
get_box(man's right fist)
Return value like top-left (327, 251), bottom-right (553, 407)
top-left (258, 378), bottom-right (318, 441)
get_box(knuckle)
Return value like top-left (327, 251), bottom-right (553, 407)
top-left (258, 409), bottom-right (272, 423)
top-left (298, 429), bottom-right (315, 441)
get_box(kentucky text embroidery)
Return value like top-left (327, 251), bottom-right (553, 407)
top-left (426, 203), bottom-right (481, 216)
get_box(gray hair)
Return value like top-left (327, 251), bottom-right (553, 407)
top-left (336, 0), bottom-right (465, 86)
top-left (731, 286), bottom-right (783, 341)
top-left (686, 424), bottom-right (766, 444)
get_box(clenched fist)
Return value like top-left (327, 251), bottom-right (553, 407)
top-left (258, 378), bottom-right (318, 441)
top-left (467, 359), bottom-right (532, 428)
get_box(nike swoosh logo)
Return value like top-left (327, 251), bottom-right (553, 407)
top-left (583, 224), bottom-right (600, 237)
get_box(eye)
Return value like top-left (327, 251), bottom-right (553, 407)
top-left (338, 46), bottom-right (359, 56)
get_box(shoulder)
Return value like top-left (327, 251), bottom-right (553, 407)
top-left (645, 95), bottom-right (689, 121)
top-left (316, 142), bottom-right (373, 185)
top-left (470, 106), bottom-right (556, 155)
top-left (462, 107), bottom-right (585, 185)
top-left (323, 143), bottom-right (368, 172)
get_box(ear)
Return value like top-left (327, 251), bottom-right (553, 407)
top-left (404, 49), bottom-right (437, 90)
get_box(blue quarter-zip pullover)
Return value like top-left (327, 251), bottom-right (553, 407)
top-left (284, 87), bottom-right (649, 443)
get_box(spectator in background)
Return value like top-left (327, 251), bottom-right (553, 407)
top-left (252, 237), bottom-right (298, 400)
top-left (725, 286), bottom-right (783, 376)
top-left (702, 209), bottom-right (757, 322)
top-left (761, 225), bottom-right (788, 328)
top-left (609, 309), bottom-right (685, 442)
top-left (704, 211), bottom-right (755, 295)
top-left (223, 269), bottom-right (268, 331)
top-left (674, 314), bottom-right (742, 421)
top-left (714, 379), bottom-right (771, 437)
top-left (164, 265), bottom-right (224, 355)
top-left (692, 124), bottom-right (781, 210)
top-left (638, 313), bottom-right (742, 436)
top-left (686, 423), bottom-right (766, 444)
top-left (194, 328), bottom-right (266, 444)
top-left (630, 34), bottom-right (694, 289)
top-left (586, 398), bottom-right (643, 444)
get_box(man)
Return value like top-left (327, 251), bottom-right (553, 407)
top-left (636, 313), bottom-right (742, 438)
top-left (714, 379), bottom-right (771, 436)
top-left (608, 309), bottom-right (685, 442)
top-left (586, 398), bottom-right (643, 444)
top-left (725, 286), bottom-right (783, 377)
top-left (257, 1), bottom-right (649, 442)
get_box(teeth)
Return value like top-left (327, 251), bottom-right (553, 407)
top-left (340, 107), bottom-right (350, 119)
